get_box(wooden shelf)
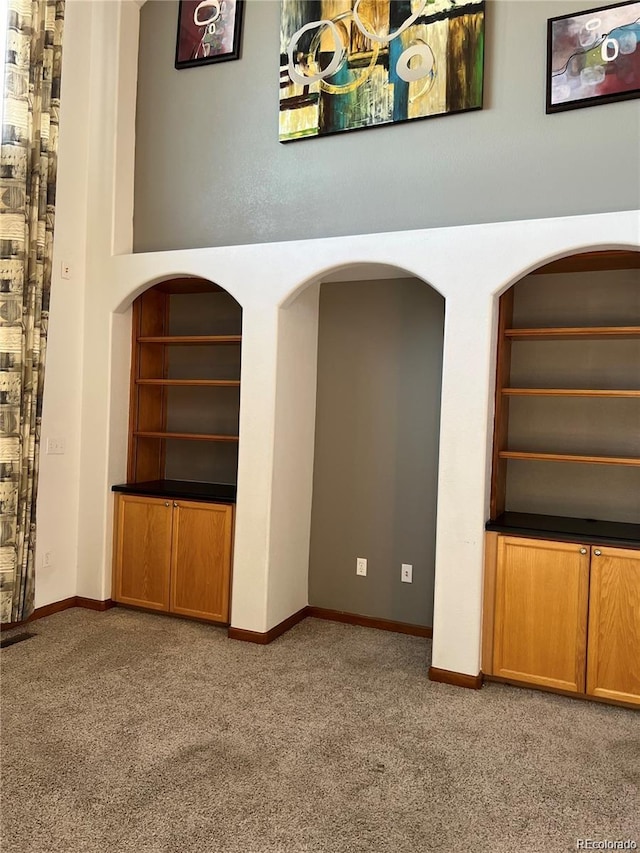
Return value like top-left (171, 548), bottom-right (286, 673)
top-left (502, 388), bottom-right (640, 398)
top-left (137, 335), bottom-right (242, 345)
top-left (505, 327), bottom-right (640, 341)
top-left (499, 451), bottom-right (640, 467)
top-left (134, 431), bottom-right (239, 442)
top-left (136, 379), bottom-right (240, 387)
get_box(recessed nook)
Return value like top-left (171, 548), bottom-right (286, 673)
top-left (483, 249), bottom-right (640, 707)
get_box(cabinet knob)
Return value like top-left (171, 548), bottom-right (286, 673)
top-left (165, 502), bottom-right (170, 507)
top-left (580, 548), bottom-right (587, 555)
top-left (594, 549), bottom-right (602, 557)
top-left (174, 501), bottom-right (178, 507)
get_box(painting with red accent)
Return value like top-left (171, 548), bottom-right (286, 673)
top-left (547, 1), bottom-right (640, 112)
top-left (175, 0), bottom-right (244, 69)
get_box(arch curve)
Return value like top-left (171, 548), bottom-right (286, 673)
top-left (279, 261), bottom-right (445, 309)
top-left (113, 273), bottom-right (242, 315)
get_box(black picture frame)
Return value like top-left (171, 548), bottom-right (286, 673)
top-left (175, 0), bottom-right (244, 70)
top-left (546, 0), bottom-right (640, 113)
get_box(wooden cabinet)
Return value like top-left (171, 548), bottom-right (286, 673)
top-left (485, 533), bottom-right (640, 706)
top-left (493, 536), bottom-right (589, 692)
top-left (113, 495), bottom-right (173, 611)
top-left (587, 546), bottom-right (640, 705)
top-left (170, 500), bottom-right (233, 623)
top-left (113, 493), bottom-right (233, 624)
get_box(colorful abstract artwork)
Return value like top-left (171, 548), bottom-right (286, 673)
top-left (279, 0), bottom-right (485, 142)
top-left (547, 1), bottom-right (640, 112)
top-left (175, 0), bottom-right (244, 69)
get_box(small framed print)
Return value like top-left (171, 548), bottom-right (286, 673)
top-left (547, 1), bottom-right (640, 112)
top-left (175, 0), bottom-right (244, 69)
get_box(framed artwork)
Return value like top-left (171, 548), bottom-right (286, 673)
top-left (279, 0), bottom-right (485, 142)
top-left (175, 0), bottom-right (244, 69)
top-left (547, 1), bottom-right (640, 113)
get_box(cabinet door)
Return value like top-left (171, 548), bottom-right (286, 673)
top-left (587, 546), bottom-right (640, 706)
top-left (493, 536), bottom-right (590, 692)
top-left (113, 494), bottom-right (173, 611)
top-left (170, 501), bottom-right (233, 623)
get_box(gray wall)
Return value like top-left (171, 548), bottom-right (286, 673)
top-left (505, 269), bottom-right (640, 524)
top-left (308, 278), bottom-right (444, 627)
top-left (134, 0), bottom-right (640, 252)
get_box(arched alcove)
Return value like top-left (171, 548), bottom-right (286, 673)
top-left (265, 262), bottom-right (445, 638)
top-left (111, 275), bottom-right (243, 625)
top-left (125, 276), bottom-right (243, 488)
top-left (483, 249), bottom-right (640, 703)
top-left (308, 273), bottom-right (445, 629)
top-left (489, 249), bottom-right (640, 525)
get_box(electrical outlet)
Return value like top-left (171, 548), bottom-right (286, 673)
top-left (61, 260), bottom-right (72, 280)
top-left (356, 557), bottom-right (367, 577)
top-left (42, 551), bottom-right (53, 569)
top-left (401, 563), bottom-right (413, 583)
top-left (46, 437), bottom-right (66, 455)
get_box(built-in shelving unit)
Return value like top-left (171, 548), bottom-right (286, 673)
top-left (127, 278), bottom-right (242, 485)
top-left (112, 278), bottom-right (241, 627)
top-left (483, 251), bottom-right (640, 708)
top-left (490, 250), bottom-right (640, 523)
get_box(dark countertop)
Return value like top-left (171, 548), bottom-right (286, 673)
top-left (112, 480), bottom-right (236, 504)
top-left (486, 512), bottom-right (640, 548)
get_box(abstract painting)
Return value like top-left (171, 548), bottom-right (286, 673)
top-left (279, 0), bottom-right (485, 142)
top-left (547, 1), bottom-right (640, 112)
top-left (175, 0), bottom-right (244, 69)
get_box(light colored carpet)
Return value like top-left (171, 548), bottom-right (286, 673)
top-left (1, 608), bottom-right (638, 853)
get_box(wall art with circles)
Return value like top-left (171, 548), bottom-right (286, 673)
top-left (547, 1), bottom-right (640, 113)
top-left (279, 0), bottom-right (485, 142)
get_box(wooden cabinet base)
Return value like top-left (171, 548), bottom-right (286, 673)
top-left (113, 602), bottom-right (229, 627)
top-left (484, 532), bottom-right (640, 709)
top-left (112, 493), bottom-right (234, 625)
top-left (485, 674), bottom-right (640, 711)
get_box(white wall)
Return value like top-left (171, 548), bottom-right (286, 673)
top-left (39, 1), bottom-right (640, 680)
top-left (35, 0), bottom-right (92, 607)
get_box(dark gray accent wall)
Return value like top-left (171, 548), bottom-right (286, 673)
top-left (308, 279), bottom-right (444, 627)
top-left (134, 1), bottom-right (640, 252)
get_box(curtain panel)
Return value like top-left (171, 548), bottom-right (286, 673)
top-left (0, 0), bottom-right (64, 623)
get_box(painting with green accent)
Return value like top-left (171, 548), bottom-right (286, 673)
top-left (279, 0), bottom-right (485, 142)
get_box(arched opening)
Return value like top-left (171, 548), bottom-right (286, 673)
top-left (483, 248), bottom-right (640, 703)
top-left (126, 276), bottom-right (242, 488)
top-left (279, 263), bottom-right (445, 633)
top-left (112, 275), bottom-right (242, 626)
top-left (489, 249), bottom-right (640, 526)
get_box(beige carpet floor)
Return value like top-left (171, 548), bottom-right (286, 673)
top-left (1, 608), bottom-right (639, 853)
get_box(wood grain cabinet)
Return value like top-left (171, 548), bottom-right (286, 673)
top-left (485, 534), bottom-right (640, 706)
top-left (113, 494), bottom-right (173, 612)
top-left (587, 546), bottom-right (640, 705)
top-left (493, 536), bottom-right (590, 693)
top-left (113, 493), bottom-right (233, 624)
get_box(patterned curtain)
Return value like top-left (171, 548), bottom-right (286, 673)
top-left (0, 0), bottom-right (64, 623)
